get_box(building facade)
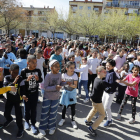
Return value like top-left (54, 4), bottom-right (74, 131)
top-left (69, 0), bottom-right (103, 40)
top-left (8, 5), bottom-right (65, 39)
top-left (69, 0), bottom-right (103, 14)
top-left (103, 0), bottom-right (140, 15)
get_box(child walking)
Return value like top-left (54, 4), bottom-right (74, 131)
top-left (116, 65), bottom-right (140, 124)
top-left (75, 57), bottom-right (89, 103)
top-left (85, 66), bottom-right (108, 136)
top-left (116, 63), bottom-right (130, 104)
top-left (21, 55), bottom-right (42, 135)
top-left (35, 48), bottom-right (46, 96)
top-left (102, 59), bottom-right (118, 127)
top-left (58, 61), bottom-right (78, 129)
top-left (39, 60), bottom-right (68, 136)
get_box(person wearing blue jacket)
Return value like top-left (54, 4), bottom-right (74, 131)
top-left (0, 47), bottom-right (8, 70)
top-left (102, 59), bottom-right (118, 127)
top-left (10, 49), bottom-right (27, 75)
top-left (4, 43), bottom-right (17, 75)
top-left (49, 46), bottom-right (63, 72)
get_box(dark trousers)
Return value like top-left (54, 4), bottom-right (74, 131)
top-left (4, 100), bottom-right (23, 130)
top-left (62, 104), bottom-right (76, 121)
top-left (88, 74), bottom-right (97, 92)
top-left (118, 94), bottom-right (137, 119)
top-left (24, 92), bottom-right (38, 125)
top-left (43, 59), bottom-right (49, 78)
top-left (117, 85), bottom-right (127, 102)
top-left (4, 69), bottom-right (10, 76)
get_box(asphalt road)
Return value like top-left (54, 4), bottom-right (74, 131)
top-left (0, 90), bottom-right (140, 140)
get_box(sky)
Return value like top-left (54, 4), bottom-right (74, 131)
top-left (21, 0), bottom-right (102, 13)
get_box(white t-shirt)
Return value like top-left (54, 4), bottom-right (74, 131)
top-left (119, 70), bottom-right (130, 86)
top-left (62, 48), bottom-right (68, 58)
top-left (75, 56), bottom-right (82, 69)
top-left (62, 73), bottom-right (78, 91)
top-left (74, 64), bottom-right (88, 80)
top-left (98, 58), bottom-right (102, 65)
top-left (103, 51), bottom-right (108, 58)
top-left (133, 60), bottom-right (140, 67)
top-left (36, 57), bottom-right (45, 81)
top-left (88, 57), bottom-right (100, 74)
top-left (68, 48), bottom-right (75, 56)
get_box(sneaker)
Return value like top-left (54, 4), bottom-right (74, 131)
top-left (0, 124), bottom-right (3, 129)
top-left (24, 121), bottom-right (30, 130)
top-left (103, 120), bottom-right (113, 127)
top-left (58, 119), bottom-right (65, 126)
top-left (31, 125), bottom-right (38, 135)
top-left (95, 116), bottom-right (99, 119)
top-left (49, 128), bottom-right (56, 135)
top-left (117, 114), bottom-right (121, 121)
top-left (88, 126), bottom-right (97, 136)
top-left (83, 98), bottom-right (89, 103)
top-left (39, 129), bottom-right (46, 137)
top-left (77, 94), bottom-right (81, 98)
top-left (85, 120), bottom-right (93, 126)
top-left (3, 119), bottom-right (13, 127)
top-left (20, 103), bottom-right (24, 107)
top-left (16, 130), bottom-right (24, 138)
top-left (71, 121), bottom-right (77, 129)
top-left (129, 118), bottom-right (135, 124)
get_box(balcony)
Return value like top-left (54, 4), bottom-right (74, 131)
top-left (106, 3), bottom-right (140, 9)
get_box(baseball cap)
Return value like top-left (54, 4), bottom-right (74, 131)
top-left (127, 54), bottom-right (134, 59)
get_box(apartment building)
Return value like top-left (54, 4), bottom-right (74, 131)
top-left (9, 5), bottom-right (64, 39)
top-left (69, 0), bottom-right (103, 14)
top-left (103, 0), bottom-right (140, 15)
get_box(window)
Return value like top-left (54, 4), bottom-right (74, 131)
top-left (71, 6), bottom-right (77, 12)
top-left (130, 1), bottom-right (139, 6)
top-left (94, 8), bottom-right (99, 12)
top-left (79, 6), bottom-right (83, 10)
top-left (88, 6), bottom-right (91, 10)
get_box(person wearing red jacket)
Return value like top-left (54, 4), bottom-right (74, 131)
top-left (43, 43), bottom-right (52, 77)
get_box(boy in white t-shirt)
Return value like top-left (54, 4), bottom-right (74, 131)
top-left (75, 50), bottom-right (82, 69)
top-left (75, 57), bottom-right (89, 103)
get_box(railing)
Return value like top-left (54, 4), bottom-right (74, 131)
top-left (106, 3), bottom-right (140, 9)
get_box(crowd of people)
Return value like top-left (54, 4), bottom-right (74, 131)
top-left (0, 33), bottom-right (140, 138)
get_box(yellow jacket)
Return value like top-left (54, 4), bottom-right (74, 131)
top-left (0, 87), bottom-right (12, 95)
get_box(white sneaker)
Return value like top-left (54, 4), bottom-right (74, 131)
top-left (49, 128), bottom-right (56, 135)
top-left (77, 94), bottom-right (81, 98)
top-left (83, 98), bottom-right (89, 103)
top-left (71, 121), bottom-right (77, 129)
top-left (129, 118), bottom-right (135, 124)
top-left (39, 129), bottom-right (46, 136)
top-left (58, 119), bottom-right (65, 126)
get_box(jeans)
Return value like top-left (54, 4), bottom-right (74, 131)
top-left (41, 89), bottom-right (45, 97)
top-left (79, 80), bottom-right (89, 99)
